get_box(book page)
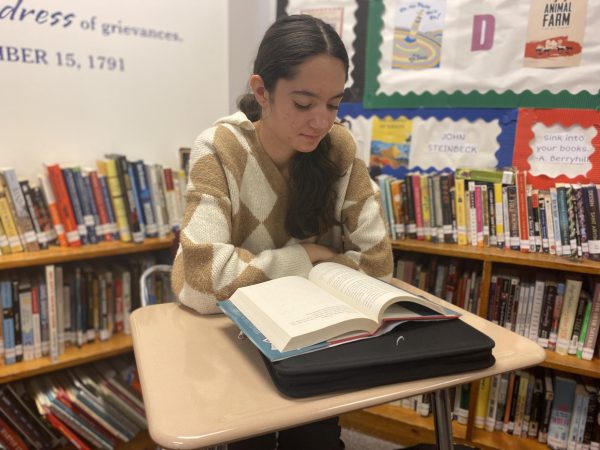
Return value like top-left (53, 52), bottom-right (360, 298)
top-left (230, 276), bottom-right (375, 351)
top-left (308, 262), bottom-right (449, 321)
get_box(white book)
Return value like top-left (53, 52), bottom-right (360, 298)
top-left (523, 282), bottom-right (535, 339)
top-left (18, 281), bottom-right (34, 361)
top-left (485, 374), bottom-right (501, 432)
top-left (224, 262), bottom-right (459, 353)
top-left (45, 265), bottom-right (60, 363)
top-left (528, 276), bottom-right (547, 342)
top-left (55, 265), bottom-right (65, 354)
top-left (544, 191), bottom-right (556, 255)
top-left (557, 277), bottom-right (584, 355)
top-left (147, 164), bottom-right (169, 237)
top-left (122, 270), bottom-right (132, 335)
top-left (31, 285), bottom-right (42, 359)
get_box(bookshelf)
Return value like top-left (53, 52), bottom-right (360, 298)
top-left (341, 239), bottom-right (600, 449)
top-left (0, 236), bottom-right (172, 449)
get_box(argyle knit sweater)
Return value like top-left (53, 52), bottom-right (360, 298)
top-left (172, 112), bottom-right (393, 314)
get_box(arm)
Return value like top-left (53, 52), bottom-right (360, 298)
top-left (171, 127), bottom-right (313, 314)
top-left (326, 158), bottom-right (394, 281)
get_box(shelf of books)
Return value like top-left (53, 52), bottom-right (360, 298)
top-left (0, 333), bottom-right (134, 384)
top-left (355, 167), bottom-right (600, 449)
top-left (0, 158), bottom-right (185, 448)
top-left (341, 403), bottom-right (468, 448)
top-left (0, 237), bottom-right (173, 271)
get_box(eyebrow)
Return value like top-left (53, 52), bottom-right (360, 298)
top-left (291, 90), bottom-right (345, 101)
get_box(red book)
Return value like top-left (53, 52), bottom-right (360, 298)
top-left (45, 411), bottom-right (92, 450)
top-left (515, 170), bottom-right (530, 253)
top-left (38, 173), bottom-right (68, 247)
top-left (45, 164), bottom-right (81, 247)
top-left (0, 415), bottom-right (28, 450)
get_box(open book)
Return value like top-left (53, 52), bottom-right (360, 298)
top-left (219, 262), bottom-right (459, 359)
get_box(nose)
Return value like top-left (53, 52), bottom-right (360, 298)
top-left (308, 108), bottom-right (331, 131)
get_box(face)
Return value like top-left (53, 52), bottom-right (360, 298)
top-left (253, 54), bottom-right (346, 160)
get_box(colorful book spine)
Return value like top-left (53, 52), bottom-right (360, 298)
top-left (565, 185), bottom-right (578, 257)
top-left (97, 174), bottom-right (120, 240)
top-left (420, 174), bottom-right (432, 241)
top-left (128, 162), bottom-right (147, 238)
top-left (132, 160), bottom-right (158, 238)
top-left (18, 179), bottom-right (48, 249)
top-left (31, 184), bottom-right (58, 246)
top-left (38, 172), bottom-right (68, 247)
top-left (98, 159), bottom-right (131, 242)
top-left (515, 171), bottom-right (530, 252)
top-left (61, 167), bottom-right (90, 246)
top-left (86, 169), bottom-right (113, 241)
top-left (0, 182), bottom-right (23, 253)
top-left (410, 173), bottom-right (424, 240)
top-left (585, 184), bottom-right (600, 260)
top-left (0, 168), bottom-right (39, 252)
top-left (581, 282), bottom-right (600, 360)
top-left (454, 177), bottom-right (467, 245)
top-left (78, 170), bottom-right (102, 244)
top-left (17, 280), bottom-right (34, 361)
top-left (0, 281), bottom-right (16, 365)
top-left (45, 165), bottom-right (81, 247)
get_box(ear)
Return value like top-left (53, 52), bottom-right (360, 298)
top-left (249, 75), bottom-right (269, 108)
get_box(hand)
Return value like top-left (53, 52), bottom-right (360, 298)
top-left (300, 243), bottom-right (338, 264)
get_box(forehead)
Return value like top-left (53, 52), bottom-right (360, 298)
top-left (276, 54), bottom-right (346, 99)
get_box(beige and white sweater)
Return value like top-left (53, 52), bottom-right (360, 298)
top-left (172, 112), bottom-right (393, 314)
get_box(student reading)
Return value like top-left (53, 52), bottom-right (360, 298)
top-left (172, 14), bottom-right (393, 450)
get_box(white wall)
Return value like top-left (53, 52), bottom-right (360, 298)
top-left (227, 0), bottom-right (276, 113)
top-left (0, 0), bottom-right (274, 183)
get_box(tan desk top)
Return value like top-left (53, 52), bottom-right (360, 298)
top-left (130, 282), bottom-right (545, 449)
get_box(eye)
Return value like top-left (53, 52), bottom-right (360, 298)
top-left (327, 104), bottom-right (340, 111)
top-left (294, 102), bottom-right (312, 111)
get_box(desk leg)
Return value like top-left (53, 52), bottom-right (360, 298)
top-left (431, 389), bottom-right (454, 450)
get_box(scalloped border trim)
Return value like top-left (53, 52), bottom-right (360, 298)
top-left (364, 0), bottom-right (600, 109)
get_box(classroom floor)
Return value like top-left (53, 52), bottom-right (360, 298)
top-left (341, 428), bottom-right (402, 450)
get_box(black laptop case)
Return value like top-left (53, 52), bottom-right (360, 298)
top-left (261, 319), bottom-right (495, 398)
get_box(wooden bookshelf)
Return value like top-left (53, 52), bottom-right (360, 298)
top-left (0, 333), bottom-right (134, 384)
top-left (392, 239), bottom-right (600, 276)
top-left (341, 404), bottom-right (467, 448)
top-left (352, 238), bottom-right (600, 450)
top-left (0, 236), bottom-right (173, 270)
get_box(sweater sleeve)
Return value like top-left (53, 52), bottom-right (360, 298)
top-left (326, 156), bottom-right (394, 282)
top-left (171, 127), bottom-right (313, 315)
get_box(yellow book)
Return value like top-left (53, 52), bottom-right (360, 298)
top-left (455, 177), bottom-right (468, 245)
top-left (97, 159), bottom-right (131, 242)
top-left (0, 220), bottom-right (9, 254)
top-left (0, 182), bottom-right (23, 253)
top-left (494, 182), bottom-right (505, 248)
top-left (474, 376), bottom-right (492, 429)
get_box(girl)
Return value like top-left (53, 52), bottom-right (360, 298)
top-left (172, 14), bottom-right (393, 450)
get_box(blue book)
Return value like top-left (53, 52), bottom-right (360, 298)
top-left (0, 280), bottom-right (16, 364)
top-left (127, 161), bottom-right (146, 237)
top-left (38, 277), bottom-right (50, 356)
top-left (61, 167), bottom-right (89, 245)
top-left (98, 174), bottom-right (120, 240)
top-left (131, 160), bottom-right (158, 238)
top-left (71, 167), bottom-right (98, 244)
top-left (81, 171), bottom-right (103, 242)
top-left (547, 374), bottom-right (577, 449)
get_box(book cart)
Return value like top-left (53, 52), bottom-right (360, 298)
top-left (0, 237), bottom-right (173, 449)
top-left (341, 239), bottom-right (600, 450)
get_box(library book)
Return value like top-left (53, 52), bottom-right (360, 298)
top-left (219, 262), bottom-right (460, 359)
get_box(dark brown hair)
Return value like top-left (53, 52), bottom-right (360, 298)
top-left (238, 14), bottom-right (349, 239)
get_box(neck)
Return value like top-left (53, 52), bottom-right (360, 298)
top-left (254, 120), bottom-right (295, 174)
